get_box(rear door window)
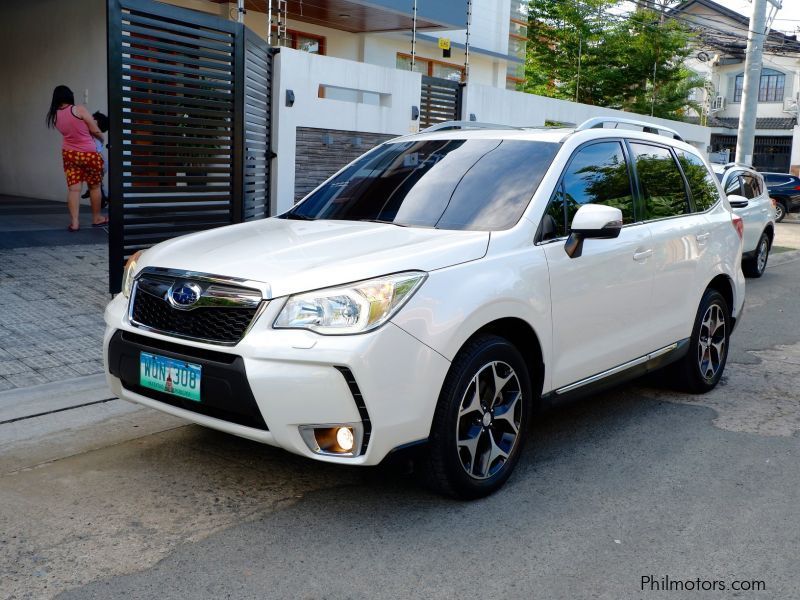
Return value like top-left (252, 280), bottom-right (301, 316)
top-left (675, 150), bottom-right (722, 212)
top-left (741, 173), bottom-right (762, 198)
top-left (630, 143), bottom-right (690, 219)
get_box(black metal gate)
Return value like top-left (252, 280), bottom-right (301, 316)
top-left (107, 0), bottom-right (273, 293)
top-left (419, 76), bottom-right (463, 128)
top-left (710, 134), bottom-right (792, 172)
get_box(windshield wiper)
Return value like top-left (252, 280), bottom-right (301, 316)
top-left (356, 218), bottom-right (407, 227)
top-left (283, 213), bottom-right (316, 221)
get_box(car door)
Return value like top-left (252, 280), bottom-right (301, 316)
top-left (724, 170), bottom-right (760, 253)
top-left (634, 143), bottom-right (710, 349)
top-left (738, 171), bottom-right (773, 253)
top-left (540, 140), bottom-right (655, 390)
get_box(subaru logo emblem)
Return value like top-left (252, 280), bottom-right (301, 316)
top-left (168, 282), bottom-right (202, 309)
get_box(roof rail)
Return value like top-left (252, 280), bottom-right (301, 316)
top-left (576, 117), bottom-right (685, 142)
top-left (421, 120), bottom-right (523, 133)
top-left (721, 161), bottom-right (753, 170)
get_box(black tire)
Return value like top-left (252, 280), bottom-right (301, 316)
top-left (774, 200), bottom-right (786, 223)
top-left (670, 288), bottom-right (730, 394)
top-left (421, 335), bottom-right (532, 499)
top-left (742, 232), bottom-right (770, 278)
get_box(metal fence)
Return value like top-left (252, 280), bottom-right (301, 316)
top-left (107, 0), bottom-right (273, 293)
top-left (419, 76), bottom-right (463, 127)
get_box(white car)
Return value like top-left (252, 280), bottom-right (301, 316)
top-left (105, 118), bottom-right (746, 499)
top-left (713, 163), bottom-right (775, 278)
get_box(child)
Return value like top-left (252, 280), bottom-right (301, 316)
top-left (82, 111), bottom-right (109, 208)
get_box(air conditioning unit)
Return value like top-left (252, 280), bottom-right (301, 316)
top-left (783, 94), bottom-right (799, 115)
top-left (710, 95), bottom-right (726, 112)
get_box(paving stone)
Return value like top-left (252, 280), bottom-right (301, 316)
top-left (36, 365), bottom-right (81, 382)
top-left (21, 354), bottom-right (63, 369)
top-left (67, 360), bottom-right (105, 376)
top-left (3, 371), bottom-right (49, 388)
top-left (0, 360), bottom-right (31, 376)
top-left (56, 352), bottom-right (99, 366)
top-left (0, 243), bottom-right (111, 390)
top-left (4, 346), bottom-right (44, 359)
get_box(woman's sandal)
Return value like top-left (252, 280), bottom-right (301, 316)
top-left (67, 224), bottom-right (79, 232)
top-left (92, 218), bottom-right (109, 227)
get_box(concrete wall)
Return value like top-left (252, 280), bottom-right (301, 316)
top-left (0, 0), bottom-right (106, 201)
top-left (463, 84), bottom-right (712, 151)
top-left (272, 48), bottom-right (422, 214)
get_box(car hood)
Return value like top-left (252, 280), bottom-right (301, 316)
top-left (136, 218), bottom-right (490, 298)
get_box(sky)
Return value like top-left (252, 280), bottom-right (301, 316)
top-left (618, 1), bottom-right (800, 35)
top-left (726, 0), bottom-right (800, 35)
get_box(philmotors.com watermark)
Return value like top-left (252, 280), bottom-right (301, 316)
top-left (641, 575), bottom-right (766, 593)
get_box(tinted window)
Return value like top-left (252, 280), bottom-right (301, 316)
top-left (725, 171), bottom-right (744, 197)
top-left (562, 141), bottom-right (634, 226)
top-left (741, 173), bottom-right (762, 198)
top-left (285, 139), bottom-right (559, 231)
top-left (631, 143), bottom-right (689, 219)
top-left (540, 142), bottom-right (634, 240)
top-left (676, 150), bottom-right (721, 212)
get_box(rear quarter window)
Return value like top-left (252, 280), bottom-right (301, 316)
top-left (676, 150), bottom-right (722, 212)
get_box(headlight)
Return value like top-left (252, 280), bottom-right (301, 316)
top-left (274, 272), bottom-right (426, 335)
top-left (121, 250), bottom-right (143, 298)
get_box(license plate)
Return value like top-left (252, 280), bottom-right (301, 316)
top-left (139, 352), bottom-right (201, 402)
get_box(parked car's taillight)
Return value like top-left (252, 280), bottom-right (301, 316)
top-left (794, 185), bottom-right (800, 190)
top-left (732, 214), bottom-right (744, 240)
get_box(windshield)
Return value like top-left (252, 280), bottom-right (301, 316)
top-left (283, 138), bottom-right (560, 231)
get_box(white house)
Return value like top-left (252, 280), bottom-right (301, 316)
top-left (674, 0), bottom-right (800, 173)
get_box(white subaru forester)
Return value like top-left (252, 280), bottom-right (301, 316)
top-left (104, 118), bottom-right (746, 499)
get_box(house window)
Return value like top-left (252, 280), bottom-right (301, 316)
top-left (396, 53), bottom-right (465, 82)
top-left (272, 28), bottom-right (325, 54)
top-left (734, 69), bottom-right (785, 102)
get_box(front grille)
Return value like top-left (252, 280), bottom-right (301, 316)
top-left (130, 272), bottom-right (262, 345)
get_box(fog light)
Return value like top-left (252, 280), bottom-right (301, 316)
top-left (336, 427), bottom-right (354, 452)
top-left (299, 424), bottom-right (362, 457)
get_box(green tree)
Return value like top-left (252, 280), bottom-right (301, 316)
top-left (525, 2), bottom-right (704, 120)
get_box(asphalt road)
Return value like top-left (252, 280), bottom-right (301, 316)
top-left (2, 238), bottom-right (800, 599)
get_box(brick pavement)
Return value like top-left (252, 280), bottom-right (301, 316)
top-left (0, 244), bottom-right (109, 390)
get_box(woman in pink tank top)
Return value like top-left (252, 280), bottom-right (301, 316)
top-left (46, 85), bottom-right (108, 231)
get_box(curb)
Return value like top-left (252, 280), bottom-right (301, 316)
top-left (0, 374), bottom-right (114, 423)
top-left (768, 248), bottom-right (800, 268)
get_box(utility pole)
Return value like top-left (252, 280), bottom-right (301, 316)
top-left (410, 0), bottom-right (417, 71)
top-left (736, 0), bottom-right (782, 165)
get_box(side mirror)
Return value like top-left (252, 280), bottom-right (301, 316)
top-left (727, 194), bottom-right (749, 208)
top-left (564, 204), bottom-right (623, 259)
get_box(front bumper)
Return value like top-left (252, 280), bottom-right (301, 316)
top-left (103, 294), bottom-right (450, 465)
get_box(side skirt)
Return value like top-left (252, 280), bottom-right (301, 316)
top-left (540, 339), bottom-right (690, 408)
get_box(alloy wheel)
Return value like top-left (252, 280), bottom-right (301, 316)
top-left (456, 361), bottom-right (522, 480)
top-left (697, 304), bottom-right (726, 381)
top-left (757, 238), bottom-right (769, 274)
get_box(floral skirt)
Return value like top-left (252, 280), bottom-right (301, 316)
top-left (62, 149), bottom-right (104, 187)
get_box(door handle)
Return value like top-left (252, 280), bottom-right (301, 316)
top-left (633, 248), bottom-right (653, 262)
top-left (696, 232), bottom-right (711, 243)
